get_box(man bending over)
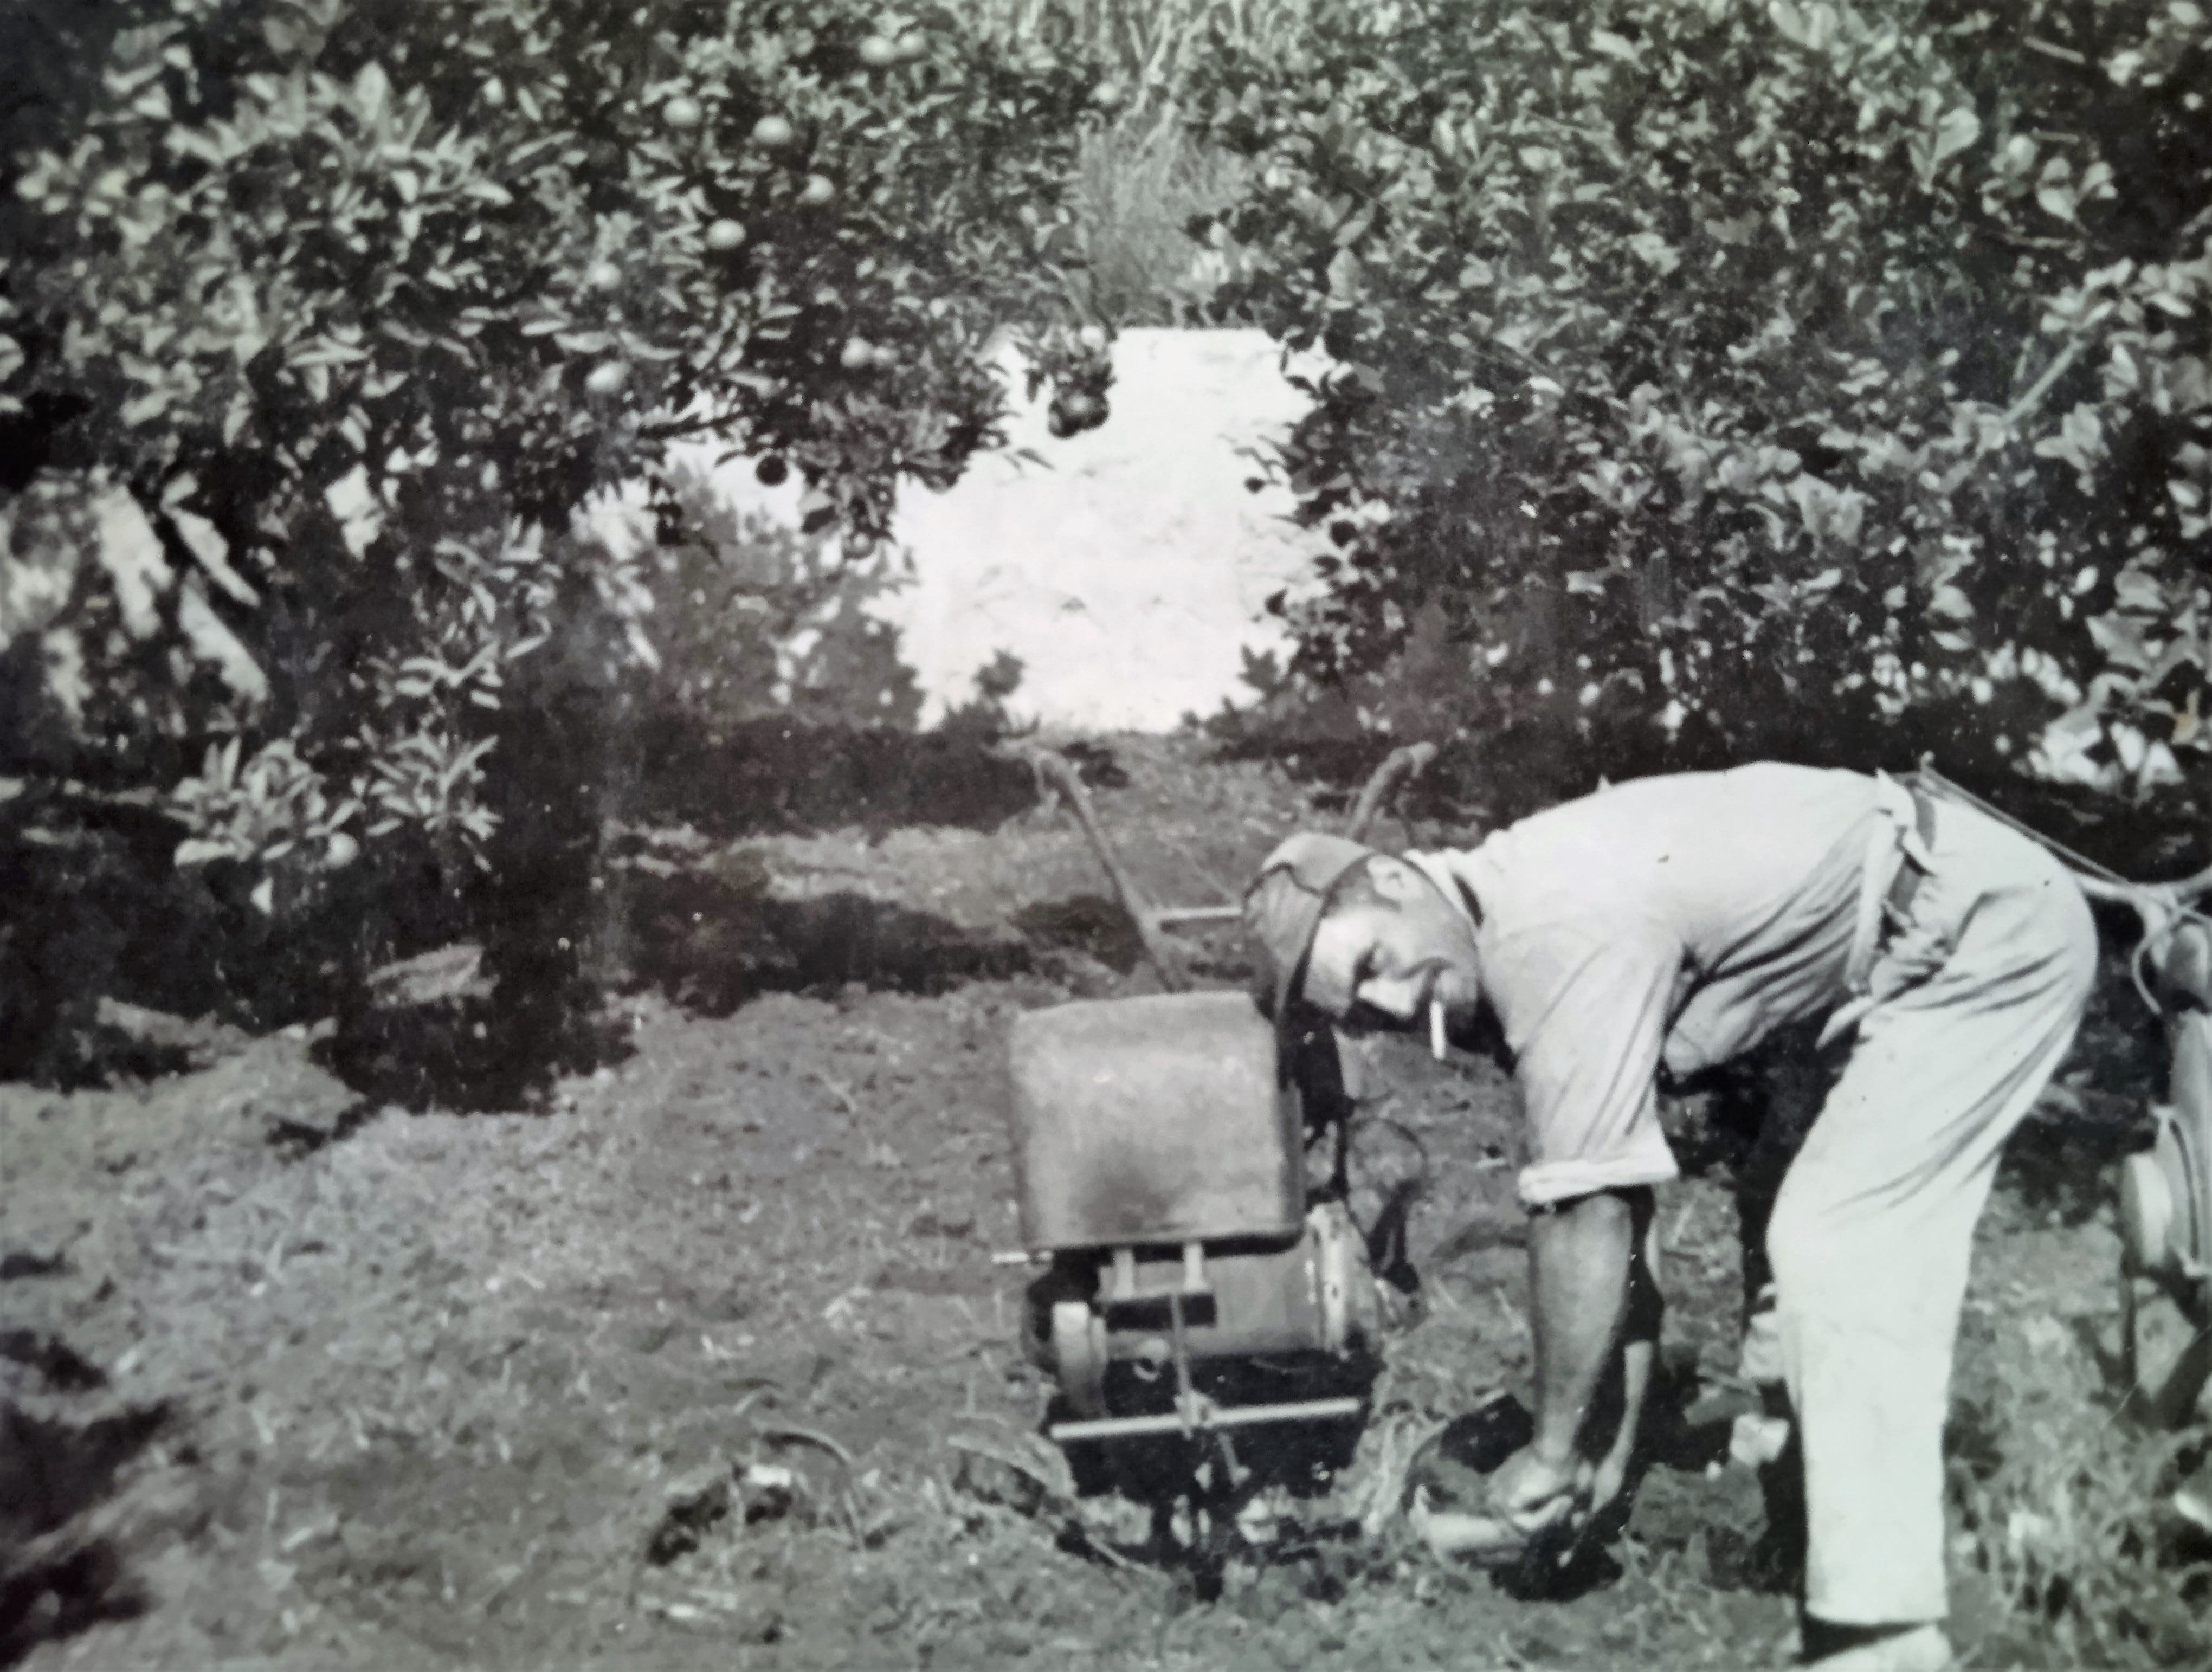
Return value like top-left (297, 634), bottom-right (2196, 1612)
top-left (1243, 763), bottom-right (2095, 1672)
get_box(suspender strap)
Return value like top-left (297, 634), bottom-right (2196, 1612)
top-left (1843, 773), bottom-right (1939, 995)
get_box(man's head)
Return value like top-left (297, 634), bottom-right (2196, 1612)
top-left (1244, 832), bottom-right (1482, 1036)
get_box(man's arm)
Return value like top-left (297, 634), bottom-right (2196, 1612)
top-left (1586, 1195), bottom-right (1662, 1514)
top-left (1484, 1186), bottom-right (1656, 1538)
top-left (1527, 1187), bottom-right (1639, 1464)
top-left (1475, 924), bottom-right (1680, 1534)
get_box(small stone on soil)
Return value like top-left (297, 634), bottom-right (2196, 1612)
top-left (739, 1462), bottom-right (803, 1523)
top-left (644, 1469), bottom-right (731, 1564)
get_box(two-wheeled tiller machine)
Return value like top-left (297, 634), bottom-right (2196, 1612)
top-left (987, 746), bottom-right (1435, 1552)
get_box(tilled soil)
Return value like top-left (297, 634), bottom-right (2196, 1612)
top-left (1, 744), bottom-right (2185, 1669)
top-left (2, 983), bottom-right (1794, 1671)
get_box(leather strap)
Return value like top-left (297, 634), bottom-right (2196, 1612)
top-left (1885, 784), bottom-right (1938, 923)
top-left (1821, 781), bottom-right (1941, 1049)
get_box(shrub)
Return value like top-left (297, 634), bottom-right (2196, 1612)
top-left (638, 462), bottom-right (923, 734)
top-left (0, 0), bottom-right (1125, 1080)
top-left (965, 2), bottom-right (1316, 324)
top-left (1949, 1385), bottom-right (2210, 1667)
top-left (970, 0), bottom-right (1313, 98)
top-left (3, 0), bottom-right (1102, 847)
top-left (1072, 102), bottom-right (1248, 325)
top-left (1190, 0), bottom-right (2212, 825)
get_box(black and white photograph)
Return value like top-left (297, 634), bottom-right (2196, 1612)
top-left (3, 2), bottom-right (2209, 1667)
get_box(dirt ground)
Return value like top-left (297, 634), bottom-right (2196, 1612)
top-left (3, 737), bottom-right (2202, 1669)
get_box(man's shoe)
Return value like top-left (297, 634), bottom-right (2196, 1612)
top-left (1802, 1624), bottom-right (1954, 1671)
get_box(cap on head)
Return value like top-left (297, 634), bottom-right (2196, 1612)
top-left (1243, 831), bottom-right (1377, 1021)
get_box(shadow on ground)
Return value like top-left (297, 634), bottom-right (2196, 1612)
top-left (635, 713), bottom-right (1042, 839)
top-left (2, 713), bottom-right (1052, 1101)
top-left (312, 851), bottom-right (1065, 1112)
top-left (617, 869), bottom-right (1037, 1017)
top-left (0, 1329), bottom-right (167, 1667)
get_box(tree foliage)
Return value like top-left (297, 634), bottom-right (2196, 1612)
top-left (1192, 0), bottom-right (2212, 817)
top-left (636, 461), bottom-right (923, 733)
top-left (2, 0), bottom-right (1103, 876)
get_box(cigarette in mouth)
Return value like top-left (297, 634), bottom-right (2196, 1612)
top-left (1429, 993), bottom-right (1447, 1062)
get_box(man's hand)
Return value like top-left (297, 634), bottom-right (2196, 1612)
top-left (1408, 1438), bottom-right (1583, 1566)
top-left (1583, 1447), bottom-right (1630, 1522)
top-left (1484, 1442), bottom-right (1582, 1539)
top-left (1582, 1332), bottom-right (1655, 1526)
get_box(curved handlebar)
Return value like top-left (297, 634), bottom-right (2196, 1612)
top-left (2071, 867), bottom-right (2212, 1015)
top-left (2074, 862), bottom-right (2212, 919)
top-left (1912, 763), bottom-right (2212, 1015)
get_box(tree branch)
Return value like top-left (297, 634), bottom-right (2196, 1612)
top-left (637, 408), bottom-right (750, 444)
top-left (2021, 36), bottom-right (2087, 68)
top-left (2004, 335), bottom-right (2090, 429)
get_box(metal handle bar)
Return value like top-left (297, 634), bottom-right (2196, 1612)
top-left (1013, 741), bottom-right (1443, 994)
top-left (1916, 763), bottom-right (2212, 907)
top-left (1915, 763), bottom-right (2212, 1012)
top-left (2072, 866), bottom-right (2212, 916)
top-left (2074, 873), bottom-right (2212, 1017)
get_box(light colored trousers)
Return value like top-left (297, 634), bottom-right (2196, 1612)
top-left (1766, 798), bottom-right (2098, 1626)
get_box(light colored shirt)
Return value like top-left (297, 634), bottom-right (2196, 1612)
top-left (1407, 764), bottom-right (1882, 1206)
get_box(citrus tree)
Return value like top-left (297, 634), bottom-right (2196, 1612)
top-left (1192, 0), bottom-right (2211, 830)
top-left (1, 0), bottom-right (1115, 1060)
top-left (4, 0), bottom-right (1105, 841)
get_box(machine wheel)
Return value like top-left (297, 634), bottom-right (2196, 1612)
top-left (2118, 1266), bottom-right (2211, 1430)
top-left (1019, 1254), bottom-right (1091, 1371)
top-left (1049, 1300), bottom-right (1108, 1420)
top-left (2117, 1111), bottom-right (2212, 1428)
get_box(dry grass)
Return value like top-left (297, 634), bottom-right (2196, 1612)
top-left (1072, 104), bottom-right (1247, 324)
top-left (971, 0), bottom-right (1311, 96)
top-left (1948, 1367), bottom-right (2211, 1667)
top-left (970, 0), bottom-right (1305, 322)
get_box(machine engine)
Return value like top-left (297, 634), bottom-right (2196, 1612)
top-left (1002, 991), bottom-right (1382, 1454)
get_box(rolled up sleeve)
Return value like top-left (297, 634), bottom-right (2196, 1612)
top-left (1491, 922), bottom-right (1683, 1208)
